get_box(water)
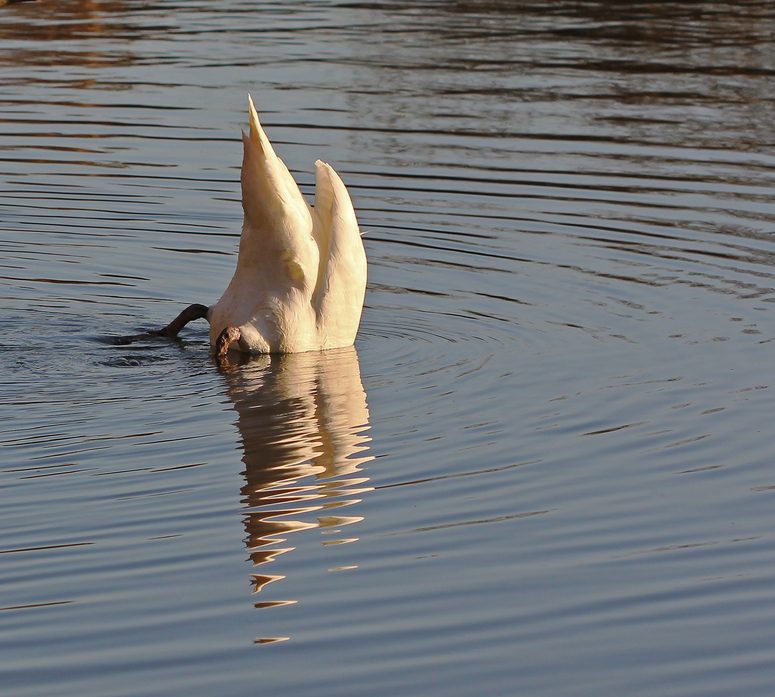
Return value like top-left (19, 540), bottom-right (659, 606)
top-left (2, 1), bottom-right (775, 695)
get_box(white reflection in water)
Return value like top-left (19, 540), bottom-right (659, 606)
top-left (216, 347), bottom-right (372, 631)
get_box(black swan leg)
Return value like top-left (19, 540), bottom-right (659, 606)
top-left (215, 326), bottom-right (241, 356)
top-left (150, 304), bottom-right (209, 338)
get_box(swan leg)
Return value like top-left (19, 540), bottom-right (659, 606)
top-left (150, 303), bottom-right (209, 337)
top-left (215, 325), bottom-right (242, 356)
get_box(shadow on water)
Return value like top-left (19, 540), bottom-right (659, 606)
top-left (216, 347), bottom-right (373, 641)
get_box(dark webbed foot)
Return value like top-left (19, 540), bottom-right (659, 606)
top-left (215, 325), bottom-right (241, 356)
top-left (149, 304), bottom-right (209, 338)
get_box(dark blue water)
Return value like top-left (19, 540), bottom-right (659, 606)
top-left (2, 1), bottom-right (775, 695)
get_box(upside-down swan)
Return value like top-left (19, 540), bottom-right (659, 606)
top-left (154, 96), bottom-right (367, 355)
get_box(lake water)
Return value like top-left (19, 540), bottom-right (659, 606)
top-left (2, 1), bottom-right (775, 695)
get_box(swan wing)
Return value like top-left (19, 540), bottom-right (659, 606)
top-left (312, 160), bottom-right (367, 346)
top-left (238, 95), bottom-right (319, 289)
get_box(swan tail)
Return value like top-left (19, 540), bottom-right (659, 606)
top-left (312, 160), bottom-right (367, 344)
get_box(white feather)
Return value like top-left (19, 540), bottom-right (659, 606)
top-left (207, 96), bottom-right (367, 354)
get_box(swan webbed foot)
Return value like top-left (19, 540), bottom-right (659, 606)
top-left (149, 304), bottom-right (209, 338)
top-left (215, 325), bottom-right (241, 357)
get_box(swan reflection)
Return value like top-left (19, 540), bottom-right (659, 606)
top-left (217, 347), bottom-right (372, 628)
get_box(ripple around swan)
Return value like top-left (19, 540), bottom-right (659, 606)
top-left (3, 1), bottom-right (775, 696)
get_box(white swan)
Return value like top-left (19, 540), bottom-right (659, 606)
top-left (156, 96), bottom-right (367, 356)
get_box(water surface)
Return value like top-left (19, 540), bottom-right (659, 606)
top-left (2, 2), bottom-right (775, 696)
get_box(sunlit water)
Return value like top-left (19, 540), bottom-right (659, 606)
top-left (2, 1), bottom-right (775, 695)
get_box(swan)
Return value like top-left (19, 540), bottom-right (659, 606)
top-left (154, 96), bottom-right (367, 356)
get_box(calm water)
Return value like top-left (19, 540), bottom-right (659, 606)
top-left (2, 1), bottom-right (775, 695)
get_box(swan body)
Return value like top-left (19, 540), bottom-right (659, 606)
top-left (157, 96), bottom-right (367, 355)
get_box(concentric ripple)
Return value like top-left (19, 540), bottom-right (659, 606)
top-left (3, 2), bottom-right (775, 697)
